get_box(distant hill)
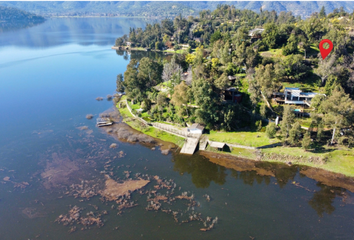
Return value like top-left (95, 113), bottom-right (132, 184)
top-left (0, 5), bottom-right (44, 22)
top-left (0, 6), bottom-right (45, 32)
top-left (0, 1), bottom-right (354, 19)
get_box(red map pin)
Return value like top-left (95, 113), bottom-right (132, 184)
top-left (319, 39), bottom-right (333, 60)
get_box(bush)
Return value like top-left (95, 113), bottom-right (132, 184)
top-left (266, 123), bottom-right (277, 138)
top-left (141, 99), bottom-right (152, 111)
top-left (302, 131), bottom-right (312, 150)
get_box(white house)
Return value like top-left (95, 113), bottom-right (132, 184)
top-left (283, 87), bottom-right (320, 106)
top-left (187, 123), bottom-right (205, 134)
top-left (248, 28), bottom-right (264, 38)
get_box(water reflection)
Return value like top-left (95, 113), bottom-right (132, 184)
top-left (0, 18), bottom-right (151, 48)
top-left (0, 19), bottom-right (45, 33)
top-left (231, 170), bottom-right (271, 186)
top-left (116, 49), bottom-right (168, 61)
top-left (309, 184), bottom-right (347, 217)
top-left (172, 153), bottom-right (227, 188)
top-left (173, 151), bottom-right (354, 218)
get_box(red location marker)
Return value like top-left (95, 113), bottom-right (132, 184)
top-left (319, 39), bottom-right (333, 60)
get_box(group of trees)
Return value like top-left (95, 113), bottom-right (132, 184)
top-left (116, 4), bottom-right (354, 150)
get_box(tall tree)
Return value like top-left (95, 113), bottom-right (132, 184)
top-left (116, 74), bottom-right (124, 93)
top-left (320, 86), bottom-right (354, 145)
top-left (281, 105), bottom-right (295, 143)
top-left (319, 6), bottom-right (326, 18)
top-left (171, 82), bottom-right (190, 116)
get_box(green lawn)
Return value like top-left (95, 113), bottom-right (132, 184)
top-left (117, 104), bottom-right (184, 147)
top-left (230, 147), bottom-right (258, 159)
top-left (262, 146), bottom-right (354, 177)
top-left (259, 48), bottom-right (285, 59)
top-left (323, 150), bottom-right (354, 176)
top-left (208, 131), bottom-right (279, 147)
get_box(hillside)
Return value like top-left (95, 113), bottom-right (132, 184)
top-left (0, 1), bottom-right (354, 19)
top-left (0, 5), bottom-right (44, 22)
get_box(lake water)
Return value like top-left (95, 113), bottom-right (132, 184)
top-left (0, 18), bottom-right (354, 240)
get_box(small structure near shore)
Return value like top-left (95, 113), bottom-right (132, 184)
top-left (96, 118), bottom-right (113, 127)
top-left (209, 141), bottom-right (227, 151)
top-left (187, 123), bottom-right (205, 135)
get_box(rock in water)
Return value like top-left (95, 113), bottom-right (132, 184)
top-left (86, 114), bottom-right (93, 119)
top-left (109, 143), bottom-right (117, 149)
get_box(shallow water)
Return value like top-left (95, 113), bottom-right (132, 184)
top-left (0, 18), bottom-right (354, 240)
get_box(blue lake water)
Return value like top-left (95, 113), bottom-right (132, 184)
top-left (0, 18), bottom-right (354, 240)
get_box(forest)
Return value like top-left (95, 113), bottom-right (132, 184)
top-left (116, 4), bottom-right (354, 152)
top-left (0, 6), bottom-right (45, 22)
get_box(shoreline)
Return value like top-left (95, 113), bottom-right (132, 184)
top-left (114, 103), bottom-right (354, 189)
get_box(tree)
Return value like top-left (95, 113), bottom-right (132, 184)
top-left (289, 121), bottom-right (302, 146)
top-left (281, 105), bottom-right (295, 143)
top-left (315, 54), bottom-right (336, 86)
top-left (138, 57), bottom-right (163, 88)
top-left (320, 86), bottom-right (354, 145)
top-left (282, 33), bottom-right (298, 55)
top-left (302, 131), bottom-right (312, 150)
top-left (254, 64), bottom-right (280, 98)
top-left (162, 58), bottom-right (183, 88)
top-left (319, 6), bottom-right (326, 18)
top-left (116, 74), bottom-right (124, 93)
top-left (214, 73), bottom-right (230, 90)
top-left (190, 78), bottom-right (219, 128)
top-left (155, 41), bottom-right (162, 50)
top-left (266, 123), bottom-right (277, 138)
top-left (262, 23), bottom-right (280, 49)
top-left (171, 82), bottom-right (190, 117)
top-left (260, 104), bottom-right (268, 118)
top-left (210, 31), bottom-right (222, 44)
top-left (115, 37), bottom-right (124, 46)
top-left (257, 120), bottom-right (263, 131)
top-left (124, 58), bottom-right (162, 101)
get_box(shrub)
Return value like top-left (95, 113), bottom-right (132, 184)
top-left (266, 123), bottom-right (277, 138)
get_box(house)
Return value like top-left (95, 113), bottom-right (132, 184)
top-left (223, 87), bottom-right (242, 103)
top-left (126, 42), bottom-right (132, 46)
top-left (274, 87), bottom-right (321, 106)
top-left (187, 123), bottom-right (205, 134)
top-left (208, 141), bottom-right (228, 151)
top-left (228, 75), bottom-right (237, 84)
top-left (194, 38), bottom-right (202, 43)
top-left (248, 28), bottom-right (264, 39)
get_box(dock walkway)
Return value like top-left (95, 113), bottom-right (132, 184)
top-left (180, 137), bottom-right (200, 155)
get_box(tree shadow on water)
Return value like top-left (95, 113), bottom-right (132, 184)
top-left (308, 183), bottom-right (347, 217)
top-left (172, 153), bottom-right (227, 188)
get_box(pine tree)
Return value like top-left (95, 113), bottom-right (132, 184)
top-left (319, 6), bottom-right (326, 18)
top-left (289, 122), bottom-right (302, 146)
top-left (266, 123), bottom-right (277, 139)
top-left (281, 105), bottom-right (295, 144)
top-left (302, 131), bottom-right (312, 150)
top-left (116, 74), bottom-right (124, 93)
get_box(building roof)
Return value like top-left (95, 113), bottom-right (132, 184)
top-left (189, 123), bottom-right (204, 131)
top-left (209, 141), bottom-right (226, 148)
top-left (284, 87), bottom-right (318, 98)
top-left (248, 28), bottom-right (264, 37)
top-left (225, 87), bottom-right (237, 92)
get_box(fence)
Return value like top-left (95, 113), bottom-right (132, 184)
top-left (124, 100), bottom-right (149, 125)
top-left (123, 100), bottom-right (200, 139)
top-left (151, 122), bottom-right (201, 139)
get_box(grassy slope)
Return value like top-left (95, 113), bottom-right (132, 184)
top-left (262, 147), bottom-right (354, 176)
top-left (118, 102), bottom-right (184, 147)
top-left (208, 131), bottom-right (279, 147)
